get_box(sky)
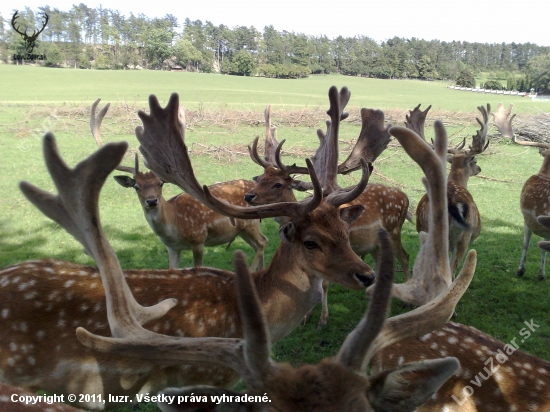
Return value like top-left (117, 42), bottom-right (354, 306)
top-left (3, 0), bottom-right (550, 47)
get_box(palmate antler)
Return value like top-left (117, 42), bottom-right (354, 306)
top-left (493, 102), bottom-right (516, 138)
top-left (405, 103), bottom-right (432, 141)
top-left (448, 104), bottom-right (491, 157)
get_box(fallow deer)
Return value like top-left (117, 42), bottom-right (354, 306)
top-left (22, 105), bottom-right (477, 411)
top-left (414, 104), bottom-right (488, 276)
top-left (371, 321), bottom-right (550, 411)
top-left (2, 94), bottom-right (374, 410)
top-left (499, 104), bottom-right (550, 279)
top-left (247, 88), bottom-right (411, 327)
top-left (90, 98), bottom-right (267, 270)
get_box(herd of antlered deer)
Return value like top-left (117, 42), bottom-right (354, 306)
top-left (0, 87), bottom-right (549, 412)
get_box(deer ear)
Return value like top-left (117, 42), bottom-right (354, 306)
top-left (157, 386), bottom-right (256, 412)
top-left (367, 358), bottom-right (459, 412)
top-left (113, 175), bottom-right (135, 188)
top-left (340, 205), bottom-right (365, 226)
top-left (279, 221), bottom-right (296, 243)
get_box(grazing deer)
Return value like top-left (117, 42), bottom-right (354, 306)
top-left (413, 104), bottom-right (488, 276)
top-left (2, 94), bottom-right (374, 410)
top-left (499, 104), bottom-right (550, 279)
top-left (371, 321), bottom-right (550, 411)
top-left (247, 88), bottom-right (411, 326)
top-left (23, 107), bottom-right (476, 411)
top-left (90, 98), bottom-right (267, 270)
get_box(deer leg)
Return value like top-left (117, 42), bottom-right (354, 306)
top-left (318, 280), bottom-right (330, 328)
top-left (167, 248), bottom-right (181, 269)
top-left (539, 238), bottom-right (548, 280)
top-left (516, 224), bottom-right (532, 277)
top-left (239, 225), bottom-right (268, 271)
top-left (191, 244), bottom-right (204, 267)
top-left (452, 232), bottom-right (472, 279)
top-left (392, 230), bottom-right (410, 281)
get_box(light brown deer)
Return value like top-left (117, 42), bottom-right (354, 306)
top-left (500, 104), bottom-right (550, 279)
top-left (247, 88), bottom-right (411, 327)
top-left (90, 99), bottom-right (267, 270)
top-left (21, 108), bottom-right (476, 411)
top-left (371, 321), bottom-right (550, 411)
top-left (414, 104), bottom-right (488, 276)
top-left (2, 94), bottom-right (374, 410)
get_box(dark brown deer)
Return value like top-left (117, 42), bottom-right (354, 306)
top-left (2, 94), bottom-right (373, 410)
top-left (414, 104), bottom-right (488, 276)
top-left (247, 88), bottom-right (411, 327)
top-left (501, 105), bottom-right (550, 279)
top-left (20, 108), bottom-right (475, 411)
top-left (91, 99), bottom-right (267, 270)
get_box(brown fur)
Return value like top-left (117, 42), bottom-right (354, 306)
top-left (371, 322), bottom-right (550, 411)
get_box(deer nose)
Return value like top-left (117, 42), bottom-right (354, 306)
top-left (244, 193), bottom-right (256, 204)
top-left (355, 272), bottom-right (375, 287)
top-left (145, 198), bottom-right (159, 207)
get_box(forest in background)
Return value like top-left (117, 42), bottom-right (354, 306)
top-left (1, 5), bottom-right (549, 92)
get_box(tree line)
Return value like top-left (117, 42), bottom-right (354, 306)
top-left (1, 5), bottom-right (549, 92)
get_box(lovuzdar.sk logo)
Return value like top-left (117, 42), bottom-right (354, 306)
top-left (11, 10), bottom-right (48, 60)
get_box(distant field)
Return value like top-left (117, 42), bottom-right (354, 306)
top-left (1, 65), bottom-right (549, 113)
top-left (1, 66), bottom-right (549, 412)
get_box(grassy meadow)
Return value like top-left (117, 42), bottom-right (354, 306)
top-left (1, 65), bottom-right (549, 411)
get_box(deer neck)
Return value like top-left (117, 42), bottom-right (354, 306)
top-left (142, 196), bottom-right (173, 237)
top-left (538, 154), bottom-right (550, 177)
top-left (254, 243), bottom-right (323, 342)
top-left (448, 167), bottom-right (470, 189)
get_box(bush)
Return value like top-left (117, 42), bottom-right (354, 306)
top-left (456, 70), bottom-right (475, 88)
top-left (484, 80), bottom-right (503, 90)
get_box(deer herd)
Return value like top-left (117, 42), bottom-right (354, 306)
top-left (0, 87), bottom-right (548, 412)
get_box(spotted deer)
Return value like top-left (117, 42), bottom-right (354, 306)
top-left (90, 99), bottom-right (267, 270)
top-left (247, 87), bottom-right (411, 327)
top-left (22, 106), bottom-right (476, 411)
top-left (2, 94), bottom-right (374, 410)
top-left (371, 321), bottom-right (550, 411)
top-left (414, 104), bottom-right (488, 276)
top-left (498, 105), bottom-right (550, 279)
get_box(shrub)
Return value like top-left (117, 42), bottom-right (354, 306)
top-left (456, 69), bottom-right (475, 88)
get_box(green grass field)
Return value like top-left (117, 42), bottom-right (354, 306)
top-left (1, 65), bottom-right (549, 411)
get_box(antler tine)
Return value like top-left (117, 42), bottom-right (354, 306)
top-left (467, 104), bottom-right (491, 156)
top-left (325, 159), bottom-right (372, 207)
top-left (512, 134), bottom-right (550, 151)
top-left (335, 228), bottom-right (394, 371)
top-left (248, 136), bottom-right (273, 169)
top-left (338, 108), bottom-right (392, 175)
top-left (20, 134), bottom-right (177, 340)
top-left (493, 103), bottom-right (516, 139)
top-left (404, 104), bottom-right (432, 141)
top-left (263, 104), bottom-right (279, 165)
top-left (274, 140), bottom-right (310, 175)
top-left (90, 98), bottom-right (134, 174)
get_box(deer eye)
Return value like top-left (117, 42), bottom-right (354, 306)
top-left (304, 240), bottom-right (319, 250)
top-left (272, 183), bottom-right (283, 189)
top-left (133, 185), bottom-right (141, 192)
